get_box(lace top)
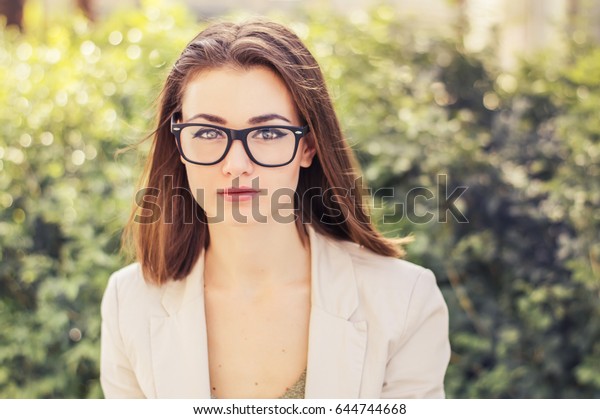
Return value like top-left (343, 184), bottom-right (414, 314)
top-left (279, 368), bottom-right (306, 399)
top-left (211, 368), bottom-right (306, 399)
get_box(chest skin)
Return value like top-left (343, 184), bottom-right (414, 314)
top-left (204, 279), bottom-right (311, 398)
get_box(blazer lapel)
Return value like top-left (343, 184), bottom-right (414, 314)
top-left (304, 227), bottom-right (368, 398)
top-left (150, 255), bottom-right (211, 398)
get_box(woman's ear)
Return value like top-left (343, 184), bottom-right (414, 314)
top-left (299, 133), bottom-right (317, 168)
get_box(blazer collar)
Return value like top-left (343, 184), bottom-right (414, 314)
top-left (151, 225), bottom-right (367, 398)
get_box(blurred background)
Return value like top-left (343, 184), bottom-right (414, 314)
top-left (0, 0), bottom-right (598, 398)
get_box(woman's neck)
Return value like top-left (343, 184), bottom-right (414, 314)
top-left (203, 222), bottom-right (311, 291)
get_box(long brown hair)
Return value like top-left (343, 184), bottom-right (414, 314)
top-left (124, 18), bottom-right (411, 285)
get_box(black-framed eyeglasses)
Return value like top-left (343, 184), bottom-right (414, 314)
top-left (170, 113), bottom-right (310, 167)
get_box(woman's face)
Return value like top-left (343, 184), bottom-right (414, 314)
top-left (179, 66), bottom-right (315, 225)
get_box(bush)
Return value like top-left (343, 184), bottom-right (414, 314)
top-left (0, 1), bottom-right (598, 398)
top-left (0, 1), bottom-right (196, 397)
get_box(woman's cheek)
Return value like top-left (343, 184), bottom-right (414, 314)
top-left (183, 166), bottom-right (213, 214)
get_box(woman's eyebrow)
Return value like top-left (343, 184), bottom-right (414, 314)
top-left (186, 113), bottom-right (226, 124)
top-left (248, 113), bottom-right (292, 124)
top-left (185, 113), bottom-right (292, 124)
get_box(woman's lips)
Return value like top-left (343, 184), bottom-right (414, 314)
top-left (218, 187), bottom-right (261, 202)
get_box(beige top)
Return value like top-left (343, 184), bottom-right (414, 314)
top-left (210, 369), bottom-right (306, 399)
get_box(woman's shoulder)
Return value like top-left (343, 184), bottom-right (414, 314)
top-left (335, 238), bottom-right (434, 287)
top-left (106, 262), bottom-right (153, 291)
top-left (332, 238), bottom-right (448, 345)
top-left (102, 262), bottom-right (164, 314)
top-left (336, 237), bottom-right (444, 313)
top-left (310, 227), bottom-right (441, 310)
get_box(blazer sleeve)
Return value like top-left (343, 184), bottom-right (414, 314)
top-left (100, 273), bottom-right (145, 398)
top-left (381, 268), bottom-right (451, 399)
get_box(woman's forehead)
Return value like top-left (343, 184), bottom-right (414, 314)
top-left (180, 66), bottom-right (299, 125)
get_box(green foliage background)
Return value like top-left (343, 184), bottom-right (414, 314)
top-left (0, 0), bottom-right (598, 398)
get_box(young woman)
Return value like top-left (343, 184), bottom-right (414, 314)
top-left (100, 19), bottom-right (450, 399)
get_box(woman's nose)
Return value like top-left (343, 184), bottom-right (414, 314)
top-left (221, 139), bottom-right (253, 176)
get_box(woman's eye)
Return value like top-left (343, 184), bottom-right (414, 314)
top-left (192, 129), bottom-right (221, 140)
top-left (254, 128), bottom-right (284, 140)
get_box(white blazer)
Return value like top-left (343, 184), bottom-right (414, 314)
top-left (100, 226), bottom-right (451, 398)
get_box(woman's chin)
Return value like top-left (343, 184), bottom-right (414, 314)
top-left (205, 208), bottom-right (297, 226)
